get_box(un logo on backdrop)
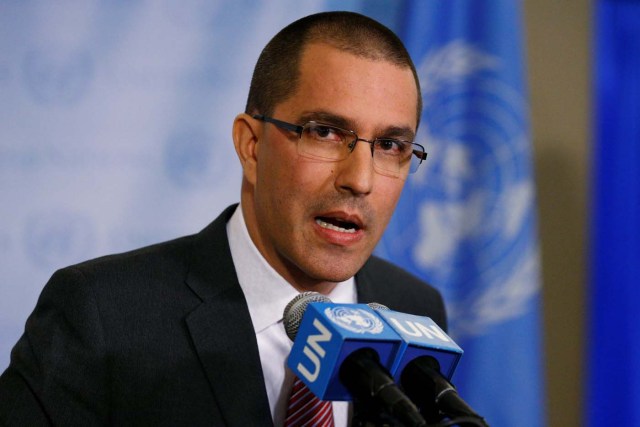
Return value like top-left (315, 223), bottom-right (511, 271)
top-left (24, 211), bottom-right (95, 270)
top-left (163, 0), bottom-right (222, 28)
top-left (22, 48), bottom-right (94, 107)
top-left (406, 41), bottom-right (540, 336)
top-left (163, 128), bottom-right (233, 188)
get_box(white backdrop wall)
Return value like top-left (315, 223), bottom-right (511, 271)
top-left (1, 4), bottom-right (547, 426)
top-left (1, 0), bottom-right (393, 369)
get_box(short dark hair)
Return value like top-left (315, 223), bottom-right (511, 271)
top-left (245, 11), bottom-right (422, 128)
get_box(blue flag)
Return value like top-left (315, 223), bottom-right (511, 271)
top-left (378, 2), bottom-right (545, 426)
top-left (589, 1), bottom-right (640, 426)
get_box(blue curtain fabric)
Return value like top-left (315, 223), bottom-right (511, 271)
top-left (589, 1), bottom-right (640, 426)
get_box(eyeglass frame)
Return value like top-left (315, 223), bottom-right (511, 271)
top-left (251, 114), bottom-right (427, 176)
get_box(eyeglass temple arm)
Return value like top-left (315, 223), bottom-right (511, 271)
top-left (415, 151), bottom-right (428, 161)
top-left (252, 114), bottom-right (303, 135)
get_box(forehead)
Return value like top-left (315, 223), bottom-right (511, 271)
top-left (276, 43), bottom-right (419, 131)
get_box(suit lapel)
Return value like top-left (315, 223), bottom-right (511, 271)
top-left (355, 260), bottom-right (378, 304)
top-left (184, 206), bottom-right (273, 427)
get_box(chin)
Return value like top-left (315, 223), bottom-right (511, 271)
top-left (288, 251), bottom-right (370, 286)
top-left (307, 262), bottom-right (362, 284)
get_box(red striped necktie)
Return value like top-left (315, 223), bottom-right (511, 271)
top-left (284, 376), bottom-right (335, 427)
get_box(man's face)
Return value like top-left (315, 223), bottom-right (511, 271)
top-left (243, 42), bottom-right (419, 291)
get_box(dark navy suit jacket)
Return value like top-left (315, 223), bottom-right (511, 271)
top-left (0, 205), bottom-right (446, 426)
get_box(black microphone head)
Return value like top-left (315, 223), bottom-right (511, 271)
top-left (283, 292), bottom-right (332, 341)
top-left (367, 302), bottom-right (390, 311)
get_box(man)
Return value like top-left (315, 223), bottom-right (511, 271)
top-left (0, 11), bottom-right (445, 426)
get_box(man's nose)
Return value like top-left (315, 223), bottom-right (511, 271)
top-left (335, 140), bottom-right (374, 196)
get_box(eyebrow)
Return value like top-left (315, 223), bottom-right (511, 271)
top-left (296, 110), bottom-right (416, 142)
top-left (296, 111), bottom-right (352, 129)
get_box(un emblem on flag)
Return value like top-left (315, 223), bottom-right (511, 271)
top-left (405, 41), bottom-right (540, 337)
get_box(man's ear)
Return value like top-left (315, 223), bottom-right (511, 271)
top-left (232, 113), bottom-right (261, 186)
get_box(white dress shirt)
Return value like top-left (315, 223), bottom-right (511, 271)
top-left (227, 205), bottom-right (357, 427)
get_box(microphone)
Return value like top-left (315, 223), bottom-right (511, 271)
top-left (283, 292), bottom-right (427, 427)
top-left (370, 306), bottom-right (488, 425)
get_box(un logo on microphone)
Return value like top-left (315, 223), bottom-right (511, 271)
top-left (324, 306), bottom-right (384, 334)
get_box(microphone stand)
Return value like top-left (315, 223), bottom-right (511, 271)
top-left (401, 356), bottom-right (489, 427)
top-left (342, 348), bottom-right (426, 427)
top-left (351, 398), bottom-right (402, 427)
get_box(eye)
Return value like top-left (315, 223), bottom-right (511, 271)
top-left (375, 139), bottom-right (408, 156)
top-left (305, 123), bottom-right (345, 143)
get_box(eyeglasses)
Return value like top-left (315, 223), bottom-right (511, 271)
top-left (252, 114), bottom-right (427, 178)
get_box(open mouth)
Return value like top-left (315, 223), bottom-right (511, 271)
top-left (315, 216), bottom-right (360, 234)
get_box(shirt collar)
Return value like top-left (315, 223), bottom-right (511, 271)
top-left (226, 205), bottom-right (357, 334)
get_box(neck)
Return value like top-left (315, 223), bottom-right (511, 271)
top-left (284, 269), bottom-right (339, 296)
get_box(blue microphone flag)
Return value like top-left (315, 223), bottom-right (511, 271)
top-left (375, 310), bottom-right (462, 382)
top-left (287, 302), bottom-right (403, 401)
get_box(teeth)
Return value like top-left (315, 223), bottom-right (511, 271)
top-left (316, 218), bottom-right (356, 234)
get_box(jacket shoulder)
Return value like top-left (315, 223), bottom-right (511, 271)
top-left (358, 256), bottom-right (447, 331)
